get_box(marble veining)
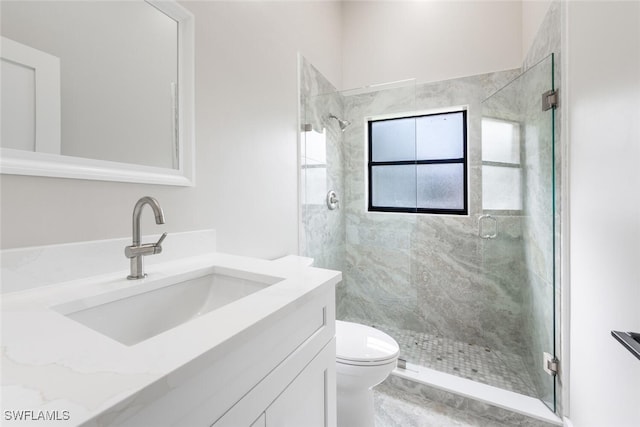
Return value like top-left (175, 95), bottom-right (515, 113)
top-left (339, 69), bottom-right (527, 359)
top-left (1, 235), bottom-right (341, 426)
top-left (375, 381), bottom-right (510, 427)
top-left (379, 375), bottom-right (558, 427)
top-left (299, 56), bottom-right (346, 275)
top-left (299, 1), bottom-right (561, 409)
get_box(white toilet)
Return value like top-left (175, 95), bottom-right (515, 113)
top-left (335, 320), bottom-right (400, 427)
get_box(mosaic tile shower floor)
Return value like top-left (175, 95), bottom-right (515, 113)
top-left (377, 325), bottom-right (538, 397)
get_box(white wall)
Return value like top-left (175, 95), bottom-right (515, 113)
top-left (182, 1), bottom-right (342, 258)
top-left (0, 1), bottom-right (342, 261)
top-left (566, 1), bottom-right (640, 426)
top-left (341, 1), bottom-right (522, 89)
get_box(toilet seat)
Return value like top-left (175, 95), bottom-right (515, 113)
top-left (336, 320), bottom-right (399, 366)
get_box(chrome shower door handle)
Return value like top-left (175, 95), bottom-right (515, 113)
top-left (478, 214), bottom-right (497, 239)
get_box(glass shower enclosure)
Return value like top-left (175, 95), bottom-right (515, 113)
top-left (480, 54), bottom-right (557, 409)
top-left (299, 53), bottom-right (557, 411)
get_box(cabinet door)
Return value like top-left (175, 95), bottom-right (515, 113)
top-left (212, 338), bottom-right (336, 427)
top-left (250, 413), bottom-right (266, 427)
top-left (266, 340), bottom-right (336, 427)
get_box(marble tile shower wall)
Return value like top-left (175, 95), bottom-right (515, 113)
top-left (337, 70), bottom-right (533, 357)
top-left (298, 0), bottom-right (561, 406)
top-left (299, 58), bottom-right (346, 273)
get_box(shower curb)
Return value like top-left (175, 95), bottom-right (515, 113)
top-left (385, 372), bottom-right (561, 427)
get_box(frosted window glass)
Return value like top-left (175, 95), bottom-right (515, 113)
top-left (371, 118), bottom-right (416, 161)
top-left (416, 112), bottom-right (464, 160)
top-left (482, 165), bottom-right (522, 210)
top-left (417, 164), bottom-right (465, 210)
top-left (371, 165), bottom-right (416, 207)
top-left (482, 118), bottom-right (520, 164)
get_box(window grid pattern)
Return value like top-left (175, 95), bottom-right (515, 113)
top-left (368, 110), bottom-right (468, 215)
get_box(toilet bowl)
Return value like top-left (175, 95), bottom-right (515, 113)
top-left (335, 320), bottom-right (400, 427)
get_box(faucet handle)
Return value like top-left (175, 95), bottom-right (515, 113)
top-left (124, 232), bottom-right (167, 258)
top-left (156, 232), bottom-right (168, 247)
top-left (153, 232), bottom-right (168, 253)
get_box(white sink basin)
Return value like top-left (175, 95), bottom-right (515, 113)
top-left (53, 269), bottom-right (283, 346)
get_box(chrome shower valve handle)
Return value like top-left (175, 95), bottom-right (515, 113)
top-left (327, 190), bottom-right (339, 210)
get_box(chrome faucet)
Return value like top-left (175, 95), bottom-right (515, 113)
top-left (125, 196), bottom-right (167, 280)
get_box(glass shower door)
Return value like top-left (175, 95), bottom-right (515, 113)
top-left (300, 89), bottom-right (346, 273)
top-left (480, 54), bottom-right (556, 411)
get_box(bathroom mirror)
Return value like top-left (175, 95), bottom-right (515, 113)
top-left (0, 1), bottom-right (194, 186)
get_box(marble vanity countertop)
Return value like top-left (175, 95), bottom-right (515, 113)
top-left (1, 252), bottom-right (341, 426)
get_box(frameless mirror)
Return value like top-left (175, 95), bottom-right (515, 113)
top-left (0, 0), bottom-right (194, 186)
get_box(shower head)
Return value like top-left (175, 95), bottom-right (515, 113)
top-left (329, 114), bottom-right (351, 131)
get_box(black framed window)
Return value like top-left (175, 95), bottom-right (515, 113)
top-left (368, 110), bottom-right (468, 215)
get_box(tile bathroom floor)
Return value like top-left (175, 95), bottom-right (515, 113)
top-left (377, 325), bottom-right (537, 397)
top-left (374, 381), bottom-right (509, 427)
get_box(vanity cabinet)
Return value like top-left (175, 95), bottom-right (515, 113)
top-left (2, 234), bottom-right (341, 427)
top-left (209, 280), bottom-right (336, 427)
top-left (86, 277), bottom-right (337, 427)
top-left (214, 338), bottom-right (336, 427)
top-left (250, 415), bottom-right (266, 427)
top-left (265, 341), bottom-right (334, 427)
